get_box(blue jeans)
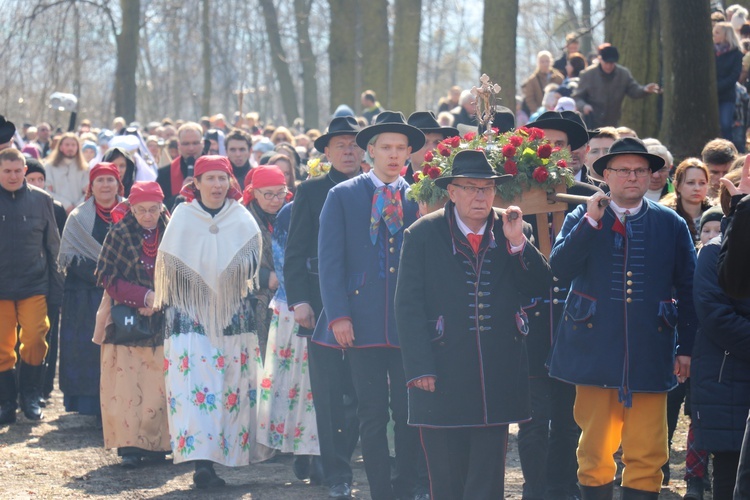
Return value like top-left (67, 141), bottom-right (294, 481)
top-left (720, 100), bottom-right (735, 141)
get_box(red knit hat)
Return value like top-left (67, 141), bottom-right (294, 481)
top-left (128, 181), bottom-right (164, 206)
top-left (194, 155), bottom-right (233, 178)
top-left (89, 162), bottom-right (121, 183)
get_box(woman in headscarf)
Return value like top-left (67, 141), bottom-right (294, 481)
top-left (242, 165), bottom-right (291, 360)
top-left (102, 147), bottom-right (136, 197)
top-left (155, 156), bottom-right (272, 489)
top-left (57, 163), bottom-right (123, 415)
top-left (94, 181), bottom-right (171, 468)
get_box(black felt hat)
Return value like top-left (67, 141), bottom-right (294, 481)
top-left (355, 110), bottom-right (425, 150)
top-left (491, 106), bottom-right (516, 133)
top-left (434, 150), bottom-right (511, 188)
top-left (530, 111), bottom-right (589, 150)
top-left (560, 111), bottom-right (590, 149)
top-left (592, 137), bottom-right (665, 176)
top-left (314, 116), bottom-right (361, 153)
top-left (0, 115), bottom-right (16, 144)
top-left (407, 111), bottom-right (459, 139)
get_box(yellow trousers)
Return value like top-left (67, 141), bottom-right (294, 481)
top-left (0, 296), bottom-right (49, 372)
top-left (574, 385), bottom-right (667, 493)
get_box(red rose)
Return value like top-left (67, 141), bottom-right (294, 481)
top-left (289, 388), bottom-right (298, 399)
top-left (502, 144), bottom-right (516, 158)
top-left (463, 132), bottom-right (476, 141)
top-left (449, 136), bottom-right (461, 148)
top-left (412, 172), bottom-right (421, 183)
top-left (424, 150), bottom-right (434, 162)
top-left (427, 167), bottom-right (440, 180)
top-left (240, 352), bottom-right (248, 365)
top-left (532, 166), bottom-right (549, 183)
top-left (556, 159), bottom-right (568, 169)
top-left (438, 144), bottom-right (451, 157)
top-left (276, 423), bottom-right (285, 434)
top-left (181, 357), bottom-right (189, 369)
top-left (295, 427), bottom-right (302, 438)
top-left (178, 436), bottom-right (186, 449)
top-left (518, 126), bottom-right (530, 136)
top-left (529, 127), bottom-right (545, 140)
top-left (217, 356), bottom-right (225, 368)
top-left (307, 391), bottom-right (313, 400)
top-left (261, 378), bottom-right (272, 389)
top-left (196, 391), bottom-right (206, 403)
top-left (491, 127), bottom-right (500, 134)
top-left (226, 392), bottom-right (238, 406)
top-left (509, 136), bottom-right (523, 147)
top-left (504, 160), bottom-right (518, 175)
top-left (537, 144), bottom-right (552, 159)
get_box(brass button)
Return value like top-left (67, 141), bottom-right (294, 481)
top-left (626, 280), bottom-right (633, 286)
top-left (626, 297), bottom-right (632, 303)
top-left (535, 311), bottom-right (541, 317)
top-left (626, 289), bottom-right (632, 294)
top-left (478, 304), bottom-right (484, 309)
top-left (553, 276), bottom-right (559, 282)
top-left (587, 323), bottom-right (593, 328)
top-left (479, 326), bottom-right (485, 331)
top-left (478, 292), bottom-right (484, 297)
top-left (553, 286), bottom-right (560, 293)
top-left (354, 290), bottom-right (359, 295)
top-left (479, 315), bottom-right (485, 320)
top-left (627, 271), bottom-right (633, 277)
top-left (389, 247), bottom-right (395, 254)
top-left (389, 267), bottom-right (396, 273)
top-left (553, 299), bottom-right (559, 305)
top-left (389, 237), bottom-right (395, 244)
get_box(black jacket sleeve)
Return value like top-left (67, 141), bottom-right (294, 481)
top-left (719, 194), bottom-right (750, 299)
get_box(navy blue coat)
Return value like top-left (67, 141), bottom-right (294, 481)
top-left (691, 237), bottom-right (750, 452)
top-left (716, 48), bottom-right (743, 103)
top-left (547, 200), bottom-right (697, 403)
top-left (314, 173), bottom-right (419, 348)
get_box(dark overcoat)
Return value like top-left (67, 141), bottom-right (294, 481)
top-left (394, 204), bottom-right (552, 427)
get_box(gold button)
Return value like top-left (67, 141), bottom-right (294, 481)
top-left (587, 323), bottom-right (593, 328)
top-left (389, 237), bottom-right (395, 244)
top-left (627, 271), bottom-right (633, 277)
top-left (535, 311), bottom-right (541, 317)
top-left (626, 289), bottom-right (632, 294)
top-left (479, 326), bottom-right (485, 331)
top-left (389, 247), bottom-right (395, 254)
top-left (354, 290), bottom-right (359, 295)
top-left (553, 299), bottom-right (559, 305)
top-left (627, 280), bottom-right (633, 286)
top-left (553, 286), bottom-right (560, 293)
top-left (478, 292), bottom-right (484, 297)
top-left (479, 315), bottom-right (484, 320)
top-left (478, 304), bottom-right (484, 309)
top-left (553, 276), bottom-right (559, 282)
top-left (626, 298), bottom-right (632, 303)
top-left (389, 267), bottom-right (396, 273)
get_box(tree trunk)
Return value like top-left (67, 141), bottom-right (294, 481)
top-left (115, 0), bottom-right (139, 123)
top-left (659, 0), bottom-right (718, 160)
top-left (580, 0), bottom-right (592, 56)
top-left (328, 0), bottom-right (357, 115)
top-left (606, 0), bottom-right (660, 137)
top-left (259, 0), bottom-right (300, 125)
top-left (294, 0), bottom-right (319, 130)
top-left (359, 0), bottom-right (390, 110)
top-left (481, 0), bottom-right (518, 114)
top-left (391, 0), bottom-right (421, 115)
top-left (201, 0), bottom-right (211, 117)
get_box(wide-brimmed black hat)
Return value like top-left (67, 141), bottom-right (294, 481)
top-left (356, 110), bottom-right (425, 150)
top-left (434, 150), bottom-right (511, 188)
top-left (314, 116), bottom-right (361, 152)
top-left (492, 106), bottom-right (516, 133)
top-left (407, 111), bottom-right (459, 139)
top-left (0, 115), bottom-right (16, 144)
top-left (530, 111), bottom-right (589, 150)
top-left (592, 137), bottom-right (665, 176)
top-left (560, 111), bottom-right (590, 149)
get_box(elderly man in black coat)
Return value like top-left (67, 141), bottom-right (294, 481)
top-left (395, 150), bottom-right (552, 499)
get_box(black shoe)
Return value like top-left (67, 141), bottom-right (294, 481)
top-left (684, 477), bottom-right (704, 500)
top-left (620, 487), bottom-right (658, 499)
top-left (19, 362), bottom-right (44, 420)
top-left (121, 454), bottom-right (140, 468)
top-left (329, 482), bottom-right (352, 499)
top-left (193, 468), bottom-right (226, 489)
top-left (0, 369), bottom-right (17, 425)
top-left (293, 454), bottom-right (311, 480)
top-left (309, 456), bottom-right (324, 485)
top-left (579, 482), bottom-right (614, 500)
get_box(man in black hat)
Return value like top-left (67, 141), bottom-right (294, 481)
top-left (548, 137), bottom-right (697, 499)
top-left (315, 111), bottom-right (424, 500)
top-left (395, 149), bottom-right (551, 499)
top-left (404, 111), bottom-right (459, 185)
top-left (0, 116), bottom-right (17, 151)
top-left (573, 43), bottom-right (661, 128)
top-left (284, 115), bottom-right (363, 499)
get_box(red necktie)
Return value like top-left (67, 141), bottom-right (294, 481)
top-left (467, 233), bottom-right (482, 254)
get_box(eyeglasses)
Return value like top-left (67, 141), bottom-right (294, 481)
top-left (257, 189), bottom-right (288, 201)
top-left (451, 184), bottom-right (496, 196)
top-left (606, 167), bottom-right (651, 178)
top-left (132, 206), bottom-right (162, 217)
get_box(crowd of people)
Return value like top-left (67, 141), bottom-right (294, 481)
top-left (2, 5), bottom-right (750, 500)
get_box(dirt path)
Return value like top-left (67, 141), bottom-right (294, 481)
top-left (1, 388), bottom-right (700, 499)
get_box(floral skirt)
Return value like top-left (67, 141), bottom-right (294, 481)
top-left (256, 300), bottom-right (319, 455)
top-left (163, 310), bottom-right (274, 466)
top-left (100, 344), bottom-right (171, 452)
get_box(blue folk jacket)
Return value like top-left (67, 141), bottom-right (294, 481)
top-left (547, 200), bottom-right (697, 405)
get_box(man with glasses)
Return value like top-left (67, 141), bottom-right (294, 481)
top-left (547, 138), bottom-right (698, 499)
top-left (395, 149), bottom-right (551, 499)
top-left (156, 122), bottom-right (204, 209)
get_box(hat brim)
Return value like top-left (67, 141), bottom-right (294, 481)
top-left (532, 118), bottom-right (589, 150)
top-left (356, 123), bottom-right (425, 151)
top-left (434, 172), bottom-right (513, 189)
top-left (418, 126), bottom-right (460, 138)
top-left (0, 122), bottom-right (16, 144)
top-left (314, 130), bottom-right (358, 153)
top-left (592, 151), bottom-right (665, 176)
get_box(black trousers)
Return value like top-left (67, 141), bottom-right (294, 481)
top-left (420, 425), bottom-right (509, 500)
top-left (43, 303), bottom-right (60, 396)
top-left (713, 451), bottom-right (740, 500)
top-left (735, 411), bottom-right (750, 499)
top-left (308, 340), bottom-right (359, 486)
top-left (517, 376), bottom-right (580, 499)
top-left (347, 347), bottom-right (417, 500)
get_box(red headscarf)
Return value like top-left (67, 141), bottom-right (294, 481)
top-left (179, 155), bottom-right (242, 203)
top-left (242, 165), bottom-right (291, 205)
top-left (86, 162), bottom-right (124, 199)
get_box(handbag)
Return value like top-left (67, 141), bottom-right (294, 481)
top-left (110, 303), bottom-right (157, 344)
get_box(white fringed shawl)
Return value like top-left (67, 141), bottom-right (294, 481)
top-left (154, 199), bottom-right (262, 338)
